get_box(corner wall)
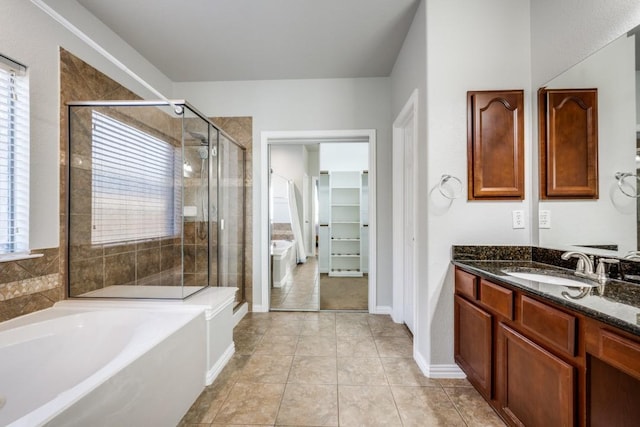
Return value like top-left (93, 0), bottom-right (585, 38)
top-left (424, 0), bottom-right (532, 367)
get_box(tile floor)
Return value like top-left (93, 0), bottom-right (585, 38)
top-left (270, 257), bottom-right (319, 311)
top-left (179, 311), bottom-right (506, 426)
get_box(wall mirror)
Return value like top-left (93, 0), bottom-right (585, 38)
top-left (537, 22), bottom-right (640, 259)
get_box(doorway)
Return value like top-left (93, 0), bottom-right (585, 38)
top-left (260, 130), bottom-right (377, 312)
top-left (392, 90), bottom-right (418, 334)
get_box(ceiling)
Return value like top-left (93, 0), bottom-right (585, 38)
top-left (75, 0), bottom-right (420, 82)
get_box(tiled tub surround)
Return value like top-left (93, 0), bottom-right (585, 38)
top-left (452, 245), bottom-right (640, 336)
top-left (0, 248), bottom-right (61, 322)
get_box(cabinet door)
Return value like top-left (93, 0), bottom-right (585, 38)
top-left (467, 90), bottom-right (525, 200)
top-left (538, 88), bottom-right (598, 199)
top-left (498, 323), bottom-right (575, 427)
top-left (454, 295), bottom-right (492, 398)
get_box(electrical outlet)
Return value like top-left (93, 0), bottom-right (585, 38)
top-left (539, 210), bottom-right (551, 229)
top-left (512, 210), bottom-right (525, 229)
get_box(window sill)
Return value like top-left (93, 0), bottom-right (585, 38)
top-left (0, 252), bottom-right (44, 263)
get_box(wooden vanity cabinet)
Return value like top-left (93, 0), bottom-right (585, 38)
top-left (454, 295), bottom-right (493, 397)
top-left (497, 323), bottom-right (576, 427)
top-left (454, 268), bottom-right (581, 426)
top-left (455, 266), bottom-right (640, 426)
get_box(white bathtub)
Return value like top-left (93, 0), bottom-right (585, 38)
top-left (271, 239), bottom-right (297, 288)
top-left (0, 304), bottom-right (206, 427)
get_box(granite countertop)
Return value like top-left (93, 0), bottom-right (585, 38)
top-left (452, 259), bottom-right (640, 337)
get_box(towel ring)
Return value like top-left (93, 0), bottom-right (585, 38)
top-left (615, 172), bottom-right (640, 198)
top-left (438, 174), bottom-right (463, 199)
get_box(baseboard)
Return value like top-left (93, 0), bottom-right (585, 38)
top-left (233, 302), bottom-right (248, 326)
top-left (414, 350), bottom-right (466, 379)
top-left (426, 364), bottom-right (466, 379)
top-left (252, 303), bottom-right (269, 313)
top-left (374, 305), bottom-right (392, 315)
top-left (205, 343), bottom-right (235, 386)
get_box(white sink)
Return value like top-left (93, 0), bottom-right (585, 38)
top-left (502, 271), bottom-right (596, 288)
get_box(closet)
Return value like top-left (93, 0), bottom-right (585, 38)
top-left (318, 170), bottom-right (368, 276)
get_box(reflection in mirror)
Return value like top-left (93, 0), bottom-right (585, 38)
top-left (538, 23), bottom-right (640, 259)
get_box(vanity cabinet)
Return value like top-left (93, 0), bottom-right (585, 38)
top-left (498, 323), bottom-right (576, 427)
top-left (454, 266), bottom-right (640, 427)
top-left (538, 88), bottom-right (599, 199)
top-left (467, 90), bottom-right (524, 200)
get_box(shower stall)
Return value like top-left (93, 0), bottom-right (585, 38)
top-left (67, 100), bottom-right (246, 306)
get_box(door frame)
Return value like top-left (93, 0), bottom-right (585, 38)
top-left (260, 129), bottom-right (377, 312)
top-left (392, 89), bottom-right (419, 328)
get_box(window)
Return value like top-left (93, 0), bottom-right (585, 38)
top-left (91, 111), bottom-right (180, 244)
top-left (0, 55), bottom-right (29, 255)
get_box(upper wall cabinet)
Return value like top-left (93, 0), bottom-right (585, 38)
top-left (467, 90), bottom-right (525, 200)
top-left (538, 88), bottom-right (599, 199)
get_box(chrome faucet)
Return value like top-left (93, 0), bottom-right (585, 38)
top-left (561, 251), bottom-right (618, 285)
top-left (561, 251), bottom-right (594, 274)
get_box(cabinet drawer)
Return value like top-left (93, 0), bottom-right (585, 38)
top-left (455, 268), bottom-right (477, 299)
top-left (479, 279), bottom-right (513, 319)
top-left (520, 295), bottom-right (576, 357)
top-left (597, 329), bottom-right (640, 381)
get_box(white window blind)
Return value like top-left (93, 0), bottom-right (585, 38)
top-left (0, 57), bottom-right (29, 255)
top-left (91, 111), bottom-right (180, 244)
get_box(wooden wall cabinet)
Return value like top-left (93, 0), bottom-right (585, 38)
top-left (538, 88), bottom-right (599, 199)
top-left (467, 90), bottom-right (524, 200)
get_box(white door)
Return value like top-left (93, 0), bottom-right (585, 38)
top-left (402, 120), bottom-right (416, 334)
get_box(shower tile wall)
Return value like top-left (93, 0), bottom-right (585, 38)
top-left (62, 49), bottom-right (184, 296)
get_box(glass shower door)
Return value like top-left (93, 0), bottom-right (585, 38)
top-left (218, 133), bottom-right (246, 306)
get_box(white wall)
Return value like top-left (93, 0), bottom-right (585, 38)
top-left (539, 35), bottom-right (637, 254)
top-left (0, 0), bottom-right (173, 250)
top-left (174, 78), bottom-right (392, 309)
top-left (319, 143), bottom-right (369, 171)
top-left (424, 0), bottom-right (532, 366)
top-left (531, 0), bottom-right (640, 87)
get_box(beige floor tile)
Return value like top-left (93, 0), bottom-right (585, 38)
top-left (335, 320), bottom-right (372, 336)
top-left (235, 319), bottom-right (270, 335)
top-left (213, 382), bottom-right (285, 425)
top-left (276, 383), bottom-right (338, 426)
top-left (444, 387), bottom-right (506, 426)
top-left (374, 335), bottom-right (413, 357)
top-left (181, 377), bottom-right (235, 424)
top-left (391, 386), bottom-right (466, 426)
top-left (264, 321), bottom-right (303, 336)
top-left (338, 385), bottom-right (402, 426)
top-left (303, 312), bottom-right (335, 321)
top-left (336, 335), bottom-right (378, 357)
top-left (437, 377), bottom-right (474, 388)
top-left (300, 319), bottom-right (336, 336)
top-left (233, 331), bottom-right (263, 355)
top-left (295, 334), bottom-right (337, 356)
top-left (337, 357), bottom-right (388, 385)
top-left (289, 356), bottom-right (337, 384)
top-left (254, 335), bottom-right (299, 355)
top-left (238, 353), bottom-right (293, 383)
top-left (369, 321), bottom-right (411, 337)
top-left (381, 357), bottom-right (440, 386)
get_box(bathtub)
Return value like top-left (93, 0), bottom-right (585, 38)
top-left (0, 304), bottom-right (206, 427)
top-left (271, 239), bottom-right (296, 288)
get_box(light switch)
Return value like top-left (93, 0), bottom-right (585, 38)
top-left (539, 210), bottom-right (551, 229)
top-left (512, 210), bottom-right (525, 229)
